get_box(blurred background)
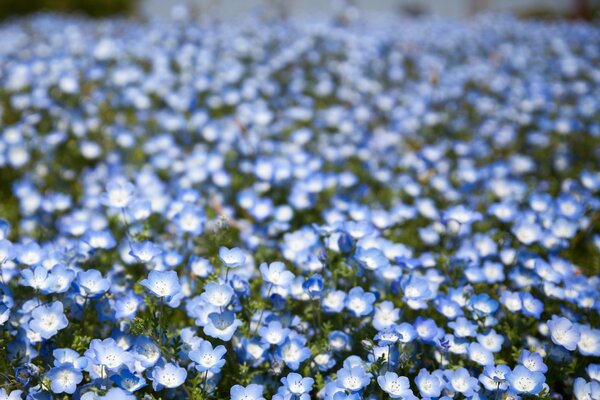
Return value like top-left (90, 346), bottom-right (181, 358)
top-left (0, 0), bottom-right (598, 20)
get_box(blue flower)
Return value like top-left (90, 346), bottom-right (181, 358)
top-left (377, 372), bottom-right (411, 398)
top-left (260, 261), bottom-right (295, 287)
top-left (469, 293), bottom-right (499, 315)
top-left (150, 363), bottom-right (187, 390)
top-left (323, 290), bottom-right (347, 313)
top-left (112, 369), bottom-right (147, 392)
top-left (275, 337), bottom-right (311, 371)
top-left (219, 246), bottom-right (246, 268)
top-left (445, 367), bottom-right (479, 396)
top-left (415, 369), bottom-right (443, 398)
top-left (29, 301), bottom-right (68, 339)
top-left (518, 350), bottom-right (548, 373)
top-left (47, 365), bottom-right (83, 394)
top-left (75, 269), bottom-right (110, 299)
top-left (354, 247), bottom-right (389, 271)
top-left (189, 340), bottom-right (227, 373)
top-left (303, 274), bottom-right (324, 298)
top-left (140, 270), bottom-right (182, 307)
top-left (53, 348), bottom-right (87, 369)
top-left (201, 282), bottom-right (234, 308)
top-left (345, 287), bottom-right (376, 317)
top-left (129, 241), bottom-right (163, 263)
top-left (506, 365), bottom-right (545, 394)
top-left (85, 338), bottom-right (133, 373)
top-left (114, 291), bottom-right (144, 320)
top-left (101, 180), bottom-right (135, 209)
top-left (281, 372), bottom-right (314, 398)
top-left (230, 384), bottom-right (265, 400)
top-left (547, 315), bottom-right (580, 351)
top-left (336, 365), bottom-right (371, 392)
top-left (0, 389), bottom-right (22, 400)
top-left (479, 364), bottom-right (510, 391)
top-left (204, 310), bottom-right (242, 341)
top-left (448, 317), bottom-right (478, 338)
top-left (258, 320), bottom-right (290, 346)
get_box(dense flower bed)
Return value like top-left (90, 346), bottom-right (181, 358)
top-left (0, 12), bottom-right (599, 400)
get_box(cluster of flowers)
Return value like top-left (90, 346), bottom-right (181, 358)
top-left (0, 11), bottom-right (599, 400)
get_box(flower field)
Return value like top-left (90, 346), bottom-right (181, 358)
top-left (0, 12), bottom-right (599, 400)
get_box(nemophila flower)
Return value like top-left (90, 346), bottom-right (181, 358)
top-left (399, 274), bottom-right (432, 309)
top-left (323, 290), bottom-right (347, 313)
top-left (303, 274), bottom-right (324, 298)
top-left (85, 338), bottom-right (133, 372)
top-left (20, 265), bottom-right (52, 292)
top-left (415, 369), bottom-right (444, 398)
top-left (0, 389), bottom-right (22, 400)
top-left (130, 336), bottom-right (161, 369)
top-left (204, 310), bottom-right (242, 341)
top-left (506, 365), bottom-right (546, 395)
top-left (276, 337), bottom-right (312, 370)
top-left (189, 256), bottom-right (214, 278)
top-left (53, 348), bottom-right (87, 369)
top-left (81, 387), bottom-right (136, 400)
top-left (443, 205), bottom-right (482, 234)
top-left (189, 340), bottom-right (227, 373)
top-left (374, 327), bottom-right (401, 346)
top-left (520, 292), bottom-right (544, 319)
top-left (395, 322), bottom-right (418, 344)
top-left (314, 352), bottom-right (336, 372)
top-left (281, 372), bottom-right (314, 399)
top-left (448, 317), bottom-right (478, 338)
top-left (477, 329), bottom-right (504, 352)
top-left (46, 264), bottom-right (75, 294)
top-left (573, 377), bottom-right (600, 400)
top-left (219, 246), bottom-right (246, 268)
top-left (140, 270), bottom-right (182, 306)
top-left (129, 241), bottom-right (163, 263)
top-left (468, 342), bottom-right (495, 366)
top-left (112, 369), bottom-right (147, 392)
top-left (150, 363), bottom-right (187, 390)
top-left (101, 180), bottom-right (135, 209)
top-left (230, 384), bottom-right (265, 400)
top-left (518, 350), bottom-right (548, 373)
top-left (445, 367), bottom-right (479, 397)
top-left (372, 301), bottom-right (400, 330)
top-left (29, 301), bottom-right (68, 339)
top-left (378, 373), bottom-right (412, 398)
top-left (354, 247), bottom-right (389, 271)
top-left (260, 261), bottom-right (295, 287)
top-left (258, 320), bottom-right (290, 346)
top-left (329, 331), bottom-right (352, 352)
top-left (577, 325), bottom-right (600, 356)
top-left (16, 241), bottom-right (43, 266)
top-left (500, 291), bottom-right (523, 312)
top-left (201, 282), bottom-right (234, 308)
top-left (479, 364), bottom-right (511, 391)
top-left (512, 221), bottom-right (543, 245)
top-left (547, 315), bottom-right (580, 351)
top-left (469, 293), bottom-right (499, 315)
top-left (83, 229), bottom-right (117, 251)
top-left (0, 239), bottom-right (15, 264)
top-left (114, 291), bottom-right (144, 319)
top-left (336, 365), bottom-right (371, 392)
top-left (47, 364), bottom-right (83, 394)
top-left (345, 287), bottom-right (376, 317)
top-left (414, 317), bottom-right (440, 343)
top-left (586, 364), bottom-right (600, 381)
top-left (75, 269), bottom-right (110, 299)
top-left (174, 204), bottom-right (205, 235)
